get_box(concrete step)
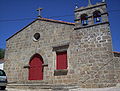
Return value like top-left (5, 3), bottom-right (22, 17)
top-left (7, 84), bottom-right (79, 90)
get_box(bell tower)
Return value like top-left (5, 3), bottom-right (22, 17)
top-left (74, 2), bottom-right (109, 29)
top-left (70, 2), bottom-right (116, 87)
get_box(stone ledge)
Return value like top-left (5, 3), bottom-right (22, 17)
top-left (54, 69), bottom-right (68, 76)
top-left (74, 22), bottom-right (109, 30)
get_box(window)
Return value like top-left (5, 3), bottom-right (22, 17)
top-left (81, 14), bottom-right (88, 26)
top-left (56, 51), bottom-right (67, 70)
top-left (93, 11), bottom-right (101, 23)
top-left (53, 44), bottom-right (69, 76)
top-left (33, 33), bottom-right (40, 41)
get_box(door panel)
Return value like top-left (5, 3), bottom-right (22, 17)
top-left (56, 51), bottom-right (67, 70)
top-left (29, 54), bottom-right (43, 80)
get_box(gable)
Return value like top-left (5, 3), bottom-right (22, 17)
top-left (6, 18), bottom-right (74, 57)
top-left (6, 18), bottom-right (75, 41)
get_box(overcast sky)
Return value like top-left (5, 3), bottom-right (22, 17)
top-left (0, 0), bottom-right (120, 52)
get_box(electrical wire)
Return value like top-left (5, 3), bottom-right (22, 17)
top-left (0, 9), bottom-right (120, 22)
top-left (0, 15), bottom-right (74, 22)
top-left (0, 18), bottom-right (36, 22)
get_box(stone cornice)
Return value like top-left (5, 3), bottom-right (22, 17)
top-left (74, 22), bottom-right (109, 30)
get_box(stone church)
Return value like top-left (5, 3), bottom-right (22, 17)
top-left (4, 2), bottom-right (120, 90)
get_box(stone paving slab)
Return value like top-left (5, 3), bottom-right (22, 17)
top-left (5, 88), bottom-right (51, 91)
top-left (70, 87), bottom-right (120, 91)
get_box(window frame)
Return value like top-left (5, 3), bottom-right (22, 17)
top-left (52, 44), bottom-right (69, 76)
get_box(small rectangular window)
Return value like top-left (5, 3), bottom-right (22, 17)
top-left (56, 51), bottom-right (67, 70)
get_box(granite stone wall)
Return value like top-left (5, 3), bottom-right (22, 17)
top-left (72, 2), bottom-right (116, 87)
top-left (70, 23), bottom-right (115, 87)
top-left (114, 56), bottom-right (120, 85)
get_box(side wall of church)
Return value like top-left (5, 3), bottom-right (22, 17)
top-left (67, 3), bottom-right (117, 87)
top-left (70, 23), bottom-right (116, 87)
top-left (114, 55), bottom-right (120, 86)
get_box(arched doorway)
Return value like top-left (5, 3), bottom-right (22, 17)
top-left (29, 54), bottom-right (44, 80)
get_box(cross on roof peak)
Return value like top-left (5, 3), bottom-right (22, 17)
top-left (36, 8), bottom-right (43, 18)
top-left (88, 0), bottom-right (92, 6)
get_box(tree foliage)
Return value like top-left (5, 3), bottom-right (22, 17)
top-left (0, 48), bottom-right (5, 59)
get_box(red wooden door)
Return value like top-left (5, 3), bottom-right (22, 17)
top-left (56, 51), bottom-right (67, 69)
top-left (29, 54), bottom-right (43, 80)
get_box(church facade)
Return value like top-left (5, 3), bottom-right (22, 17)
top-left (4, 2), bottom-right (120, 89)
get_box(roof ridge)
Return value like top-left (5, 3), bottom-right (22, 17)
top-left (113, 51), bottom-right (120, 54)
top-left (37, 18), bottom-right (75, 25)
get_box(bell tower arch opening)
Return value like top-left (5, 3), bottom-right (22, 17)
top-left (81, 14), bottom-right (88, 26)
top-left (93, 10), bottom-right (102, 23)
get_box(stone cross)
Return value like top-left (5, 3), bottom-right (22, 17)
top-left (88, 0), bottom-right (92, 5)
top-left (36, 8), bottom-right (43, 18)
top-left (102, 0), bottom-right (105, 2)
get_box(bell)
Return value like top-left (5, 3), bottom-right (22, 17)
top-left (75, 3), bottom-right (79, 9)
top-left (83, 20), bottom-right (87, 25)
top-left (102, 0), bottom-right (106, 2)
top-left (96, 17), bottom-right (100, 22)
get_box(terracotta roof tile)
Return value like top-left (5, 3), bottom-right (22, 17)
top-left (113, 51), bottom-right (120, 54)
top-left (37, 18), bottom-right (75, 25)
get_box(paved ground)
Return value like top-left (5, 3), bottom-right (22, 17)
top-left (2, 87), bottom-right (119, 91)
top-left (4, 88), bottom-right (51, 91)
top-left (70, 87), bottom-right (120, 91)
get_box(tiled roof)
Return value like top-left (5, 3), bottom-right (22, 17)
top-left (113, 51), bottom-right (120, 57)
top-left (37, 18), bottom-right (75, 25)
top-left (113, 51), bottom-right (120, 54)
